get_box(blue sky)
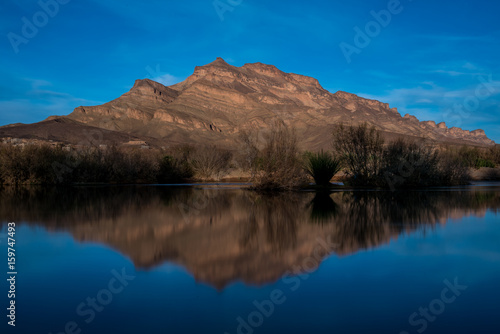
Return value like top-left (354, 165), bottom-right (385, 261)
top-left (1, 0), bottom-right (499, 142)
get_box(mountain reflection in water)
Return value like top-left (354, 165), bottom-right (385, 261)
top-left (1, 185), bottom-right (499, 288)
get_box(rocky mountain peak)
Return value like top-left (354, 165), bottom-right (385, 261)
top-left (243, 62), bottom-right (324, 89)
top-left (132, 78), bottom-right (167, 90)
top-left (334, 91), bottom-right (359, 99)
top-left (334, 91), bottom-right (398, 115)
top-left (1, 59), bottom-right (494, 148)
top-left (201, 57), bottom-right (232, 69)
top-left (196, 57), bottom-right (234, 70)
top-left (243, 62), bottom-right (283, 76)
top-left (128, 78), bottom-right (179, 102)
top-left (178, 58), bottom-right (325, 92)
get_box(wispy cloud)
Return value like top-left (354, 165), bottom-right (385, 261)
top-left (358, 76), bottom-right (500, 131)
top-left (415, 98), bottom-right (433, 104)
top-left (415, 34), bottom-right (495, 43)
top-left (151, 73), bottom-right (182, 86)
top-left (412, 61), bottom-right (489, 77)
top-left (0, 78), bottom-right (101, 125)
top-left (432, 70), bottom-right (479, 77)
top-left (462, 62), bottom-right (479, 71)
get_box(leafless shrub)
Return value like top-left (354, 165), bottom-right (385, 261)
top-left (437, 152), bottom-right (470, 185)
top-left (190, 145), bottom-right (233, 181)
top-left (242, 121), bottom-right (307, 190)
top-left (333, 125), bottom-right (470, 188)
top-left (0, 144), bottom-right (68, 184)
top-left (104, 147), bottom-right (160, 183)
top-left (332, 123), bottom-right (384, 185)
top-left (382, 139), bottom-right (441, 188)
top-left (0, 143), bottom-right (191, 185)
top-left (237, 130), bottom-right (260, 176)
top-left (489, 145), bottom-right (500, 165)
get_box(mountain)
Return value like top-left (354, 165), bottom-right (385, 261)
top-left (0, 57), bottom-right (495, 148)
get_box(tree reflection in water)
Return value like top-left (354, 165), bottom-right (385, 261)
top-left (1, 185), bottom-right (499, 288)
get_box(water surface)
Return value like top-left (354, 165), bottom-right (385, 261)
top-left (1, 184), bottom-right (499, 334)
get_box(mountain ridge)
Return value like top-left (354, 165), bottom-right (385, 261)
top-left (0, 58), bottom-right (495, 148)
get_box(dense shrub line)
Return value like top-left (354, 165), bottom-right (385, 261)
top-left (1, 123), bottom-right (496, 188)
top-left (0, 144), bottom-right (234, 185)
top-left (332, 123), bottom-right (471, 188)
top-left (237, 122), bottom-right (495, 190)
top-left (447, 145), bottom-right (499, 169)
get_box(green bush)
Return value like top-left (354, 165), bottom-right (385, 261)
top-left (475, 158), bottom-right (495, 168)
top-left (488, 145), bottom-right (500, 165)
top-left (304, 150), bottom-right (342, 186)
top-left (454, 145), bottom-right (497, 169)
top-left (157, 155), bottom-right (193, 183)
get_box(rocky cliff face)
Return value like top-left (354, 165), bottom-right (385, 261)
top-left (1, 57), bottom-right (494, 148)
top-left (66, 57), bottom-right (493, 148)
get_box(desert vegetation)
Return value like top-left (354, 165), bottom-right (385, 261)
top-left (0, 141), bottom-right (238, 185)
top-left (190, 145), bottom-right (233, 180)
top-left (0, 122), bottom-right (495, 188)
top-left (304, 150), bottom-right (342, 186)
top-left (445, 145), bottom-right (498, 169)
top-left (332, 123), bottom-right (471, 188)
top-left (332, 123), bottom-right (384, 185)
top-left (239, 121), bottom-right (307, 190)
top-left (157, 149), bottom-right (194, 183)
top-left (0, 144), bottom-right (192, 185)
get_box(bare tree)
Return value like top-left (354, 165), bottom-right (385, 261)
top-left (190, 145), bottom-right (233, 181)
top-left (332, 123), bottom-right (384, 185)
top-left (242, 121), bottom-right (307, 190)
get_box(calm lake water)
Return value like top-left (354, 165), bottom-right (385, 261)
top-left (1, 183), bottom-right (499, 334)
